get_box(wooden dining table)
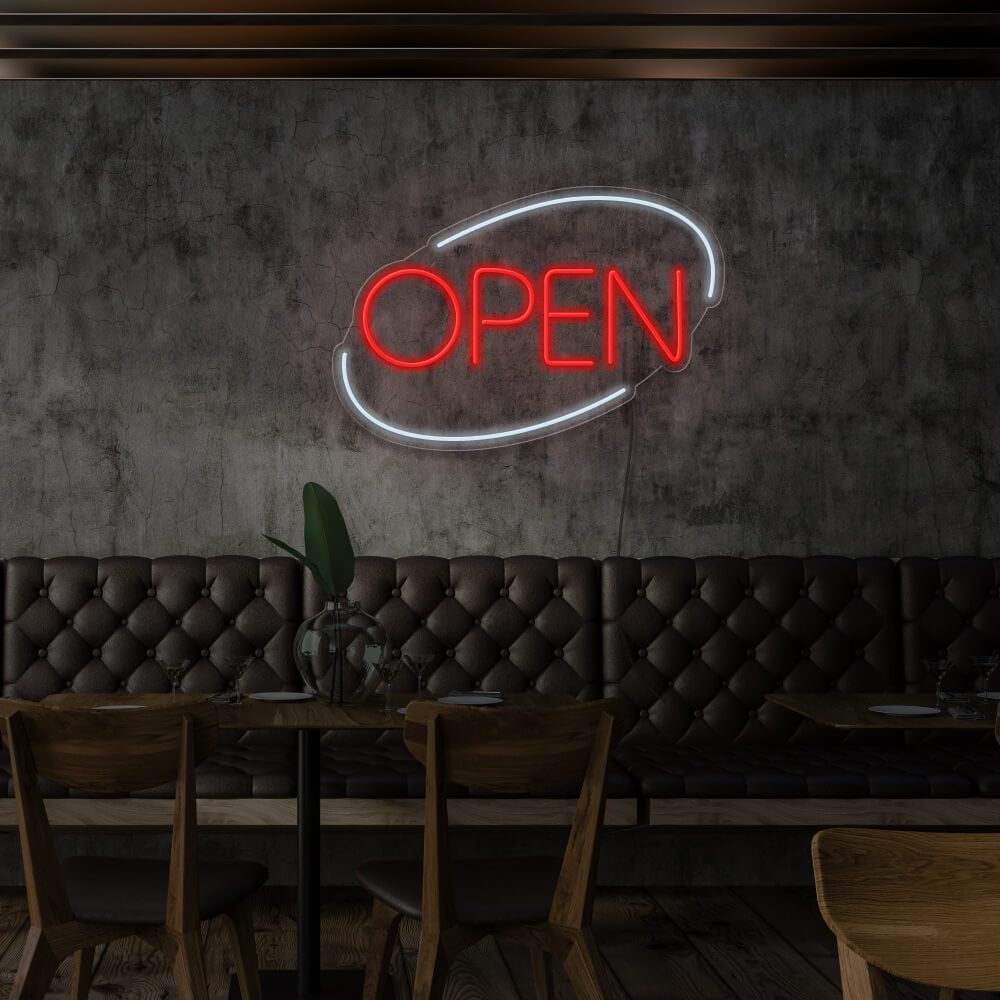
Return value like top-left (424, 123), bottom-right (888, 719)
top-left (765, 690), bottom-right (1000, 731)
top-left (39, 689), bottom-right (574, 999)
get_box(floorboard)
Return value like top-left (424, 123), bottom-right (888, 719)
top-left (0, 886), bottom-right (995, 999)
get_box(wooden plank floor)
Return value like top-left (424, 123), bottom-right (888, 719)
top-left (0, 886), bottom-right (996, 999)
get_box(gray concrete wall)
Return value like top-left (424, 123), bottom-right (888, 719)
top-left (1, 80), bottom-right (998, 560)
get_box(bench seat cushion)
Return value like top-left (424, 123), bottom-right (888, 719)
top-left (318, 743), bottom-right (637, 798)
top-left (932, 746), bottom-right (1000, 796)
top-left (614, 744), bottom-right (975, 798)
top-left (0, 743), bottom-right (296, 799)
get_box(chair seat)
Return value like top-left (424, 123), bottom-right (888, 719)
top-left (356, 856), bottom-right (562, 925)
top-left (62, 856), bottom-right (268, 924)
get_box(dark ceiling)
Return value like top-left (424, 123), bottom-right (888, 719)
top-left (1, 2), bottom-right (999, 78)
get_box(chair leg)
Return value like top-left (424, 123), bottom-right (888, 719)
top-left (529, 944), bottom-right (553, 1000)
top-left (10, 927), bottom-right (59, 1000)
top-left (837, 940), bottom-right (888, 1000)
top-left (363, 898), bottom-right (402, 1000)
top-left (561, 928), bottom-right (615, 1000)
top-left (222, 900), bottom-right (263, 1000)
top-left (172, 928), bottom-right (211, 1000)
top-left (412, 928), bottom-right (449, 1000)
top-left (71, 947), bottom-right (95, 1000)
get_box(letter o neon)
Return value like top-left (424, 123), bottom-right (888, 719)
top-left (359, 266), bottom-right (461, 369)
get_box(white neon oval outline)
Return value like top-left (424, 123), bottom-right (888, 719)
top-left (339, 351), bottom-right (628, 445)
top-left (435, 193), bottom-right (719, 302)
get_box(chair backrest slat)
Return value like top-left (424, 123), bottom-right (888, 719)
top-left (813, 827), bottom-right (1000, 992)
top-left (11, 702), bottom-right (217, 794)
top-left (403, 699), bottom-right (624, 793)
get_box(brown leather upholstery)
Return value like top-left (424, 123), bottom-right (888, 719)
top-left (602, 556), bottom-right (900, 746)
top-left (1, 742), bottom-right (296, 799)
top-left (307, 554), bottom-right (601, 702)
top-left (61, 855), bottom-right (268, 923)
top-left (1, 555), bottom-right (301, 796)
top-left (2, 555), bottom-right (301, 699)
top-left (614, 744), bottom-right (974, 798)
top-left (356, 856), bottom-right (561, 924)
top-left (899, 556), bottom-right (1000, 686)
top-left (898, 556), bottom-right (1000, 746)
top-left (5, 552), bottom-right (1000, 806)
top-left (317, 741), bottom-right (636, 798)
top-left (312, 555), bottom-right (601, 760)
top-left (932, 745), bottom-right (1000, 795)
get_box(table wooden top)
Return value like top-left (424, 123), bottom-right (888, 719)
top-left (765, 691), bottom-right (999, 730)
top-left (34, 691), bottom-right (577, 730)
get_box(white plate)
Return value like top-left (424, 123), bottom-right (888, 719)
top-left (868, 704), bottom-right (941, 716)
top-left (437, 694), bottom-right (504, 706)
top-left (93, 704), bottom-right (144, 710)
top-left (247, 692), bottom-right (314, 702)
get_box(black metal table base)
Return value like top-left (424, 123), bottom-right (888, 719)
top-left (229, 968), bottom-right (367, 999)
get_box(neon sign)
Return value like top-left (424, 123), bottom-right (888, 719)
top-left (333, 186), bottom-right (724, 450)
top-left (358, 263), bottom-right (689, 372)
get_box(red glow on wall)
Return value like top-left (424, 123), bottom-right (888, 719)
top-left (605, 265), bottom-right (688, 368)
top-left (360, 266), bottom-right (462, 369)
top-left (357, 262), bottom-right (689, 371)
top-left (470, 266), bottom-right (535, 368)
top-left (541, 267), bottom-right (598, 370)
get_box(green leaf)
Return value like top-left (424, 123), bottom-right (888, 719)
top-left (976, 475), bottom-right (1000, 494)
top-left (262, 534), bottom-right (333, 599)
top-left (301, 482), bottom-right (355, 597)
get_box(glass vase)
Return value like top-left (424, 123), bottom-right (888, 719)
top-left (294, 598), bottom-right (388, 704)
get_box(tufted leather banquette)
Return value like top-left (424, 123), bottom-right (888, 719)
top-left (601, 556), bottom-right (993, 799)
top-left (2, 554), bottom-right (1000, 812)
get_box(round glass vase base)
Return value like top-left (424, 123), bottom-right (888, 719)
top-left (294, 599), bottom-right (387, 705)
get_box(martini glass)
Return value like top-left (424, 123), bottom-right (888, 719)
top-left (229, 655), bottom-right (254, 704)
top-left (403, 653), bottom-right (434, 699)
top-left (376, 658), bottom-right (401, 713)
top-left (973, 654), bottom-right (1000, 704)
top-left (158, 658), bottom-right (192, 697)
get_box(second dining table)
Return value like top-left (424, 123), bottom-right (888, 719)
top-left (765, 690), bottom-right (999, 730)
top-left (42, 689), bottom-right (575, 999)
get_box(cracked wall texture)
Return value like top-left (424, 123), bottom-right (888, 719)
top-left (0, 80), bottom-right (998, 560)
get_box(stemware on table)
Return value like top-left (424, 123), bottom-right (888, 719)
top-left (972, 654), bottom-right (1000, 703)
top-left (403, 653), bottom-right (434, 699)
top-left (157, 657), bottom-right (192, 697)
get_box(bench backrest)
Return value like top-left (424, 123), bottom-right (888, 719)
top-left (2, 555), bottom-right (300, 701)
top-left (601, 556), bottom-right (900, 745)
top-left (4, 553), bottom-right (1000, 750)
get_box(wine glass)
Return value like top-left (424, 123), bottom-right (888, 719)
top-left (403, 653), bottom-right (434, 699)
top-left (922, 658), bottom-right (955, 710)
top-left (158, 658), bottom-right (192, 697)
top-left (973, 654), bottom-right (1000, 704)
top-left (376, 658), bottom-right (401, 713)
top-left (228, 655), bottom-right (254, 704)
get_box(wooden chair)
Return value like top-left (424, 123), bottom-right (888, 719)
top-left (813, 826), bottom-right (1000, 1000)
top-left (0, 701), bottom-right (267, 1000)
top-left (357, 698), bottom-right (625, 1000)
